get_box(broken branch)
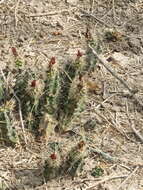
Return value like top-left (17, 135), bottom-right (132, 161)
top-left (89, 44), bottom-right (137, 95)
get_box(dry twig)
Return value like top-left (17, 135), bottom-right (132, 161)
top-left (89, 44), bottom-right (136, 94)
top-left (126, 101), bottom-right (143, 143)
top-left (13, 92), bottom-right (28, 144)
top-left (112, 0), bottom-right (116, 21)
top-left (89, 147), bottom-right (119, 163)
top-left (15, 0), bottom-right (21, 27)
top-left (116, 166), bottom-right (139, 190)
top-left (80, 9), bottom-right (110, 28)
top-left (129, 120), bottom-right (143, 143)
top-left (26, 10), bottom-right (69, 17)
top-left (85, 174), bottom-right (128, 190)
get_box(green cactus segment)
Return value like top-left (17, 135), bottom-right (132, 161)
top-left (64, 156), bottom-right (83, 179)
top-left (14, 70), bottom-right (33, 114)
top-left (44, 69), bottom-right (60, 114)
top-left (44, 156), bottom-right (61, 181)
top-left (13, 69), bottom-right (45, 132)
top-left (3, 111), bottom-right (18, 143)
top-left (0, 106), bottom-right (18, 145)
top-left (45, 60), bottom-right (79, 123)
top-left (44, 141), bottom-right (87, 181)
top-left (44, 142), bottom-right (62, 181)
top-left (0, 74), bottom-right (18, 144)
top-left (65, 92), bottom-right (87, 133)
top-left (80, 40), bottom-right (100, 76)
top-left (61, 141), bottom-right (87, 179)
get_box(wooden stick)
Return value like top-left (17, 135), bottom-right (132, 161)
top-left (89, 44), bottom-right (136, 94)
top-left (126, 101), bottom-right (143, 143)
top-left (129, 120), bottom-right (143, 143)
top-left (90, 147), bottom-right (119, 163)
top-left (12, 91), bottom-right (28, 144)
top-left (116, 166), bottom-right (139, 190)
top-left (85, 175), bottom-right (128, 190)
top-left (26, 10), bottom-right (69, 17)
top-left (80, 9), bottom-right (110, 28)
top-left (14, 0), bottom-right (21, 27)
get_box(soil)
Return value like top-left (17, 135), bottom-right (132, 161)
top-left (0, 0), bottom-right (143, 190)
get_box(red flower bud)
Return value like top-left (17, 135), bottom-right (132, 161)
top-left (49, 57), bottom-right (56, 67)
top-left (11, 47), bottom-right (18, 57)
top-left (50, 153), bottom-right (57, 160)
top-left (31, 80), bottom-right (36, 87)
top-left (76, 50), bottom-right (83, 58)
top-left (77, 141), bottom-right (85, 150)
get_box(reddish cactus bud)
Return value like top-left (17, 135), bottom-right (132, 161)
top-left (31, 80), bottom-right (36, 87)
top-left (49, 57), bottom-right (56, 67)
top-left (11, 47), bottom-right (18, 57)
top-left (50, 153), bottom-right (57, 160)
top-left (76, 50), bottom-right (83, 58)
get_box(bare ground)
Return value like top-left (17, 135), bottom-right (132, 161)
top-left (0, 0), bottom-right (143, 190)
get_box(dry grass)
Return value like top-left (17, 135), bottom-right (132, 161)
top-left (0, 0), bottom-right (143, 190)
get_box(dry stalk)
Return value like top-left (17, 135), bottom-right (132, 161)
top-left (26, 10), bottom-right (69, 17)
top-left (116, 166), bottom-right (139, 190)
top-left (112, 0), bottom-right (116, 21)
top-left (14, 0), bottom-right (21, 27)
top-left (95, 93), bottom-right (117, 109)
top-left (130, 94), bottom-right (143, 111)
top-left (12, 91), bottom-right (28, 144)
top-left (129, 120), bottom-right (143, 143)
top-left (89, 44), bottom-right (136, 94)
top-left (94, 110), bottom-right (134, 142)
top-left (0, 174), bottom-right (11, 189)
top-left (85, 174), bottom-right (128, 190)
top-left (89, 147), bottom-right (119, 163)
top-left (125, 101), bottom-right (143, 143)
top-left (0, 68), bottom-right (7, 82)
top-left (107, 111), bottom-right (136, 143)
top-left (80, 9), bottom-right (110, 28)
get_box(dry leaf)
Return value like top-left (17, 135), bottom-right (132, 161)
top-left (83, 76), bottom-right (102, 94)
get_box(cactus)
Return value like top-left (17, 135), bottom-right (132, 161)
top-left (43, 142), bottom-right (62, 181)
top-left (61, 140), bottom-right (87, 179)
top-left (1, 37), bottom-right (101, 179)
top-left (43, 40), bottom-right (101, 180)
top-left (0, 100), bottom-right (18, 145)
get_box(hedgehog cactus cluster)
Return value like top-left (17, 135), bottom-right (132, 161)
top-left (0, 40), bottom-right (99, 179)
top-left (42, 44), bottom-right (99, 179)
